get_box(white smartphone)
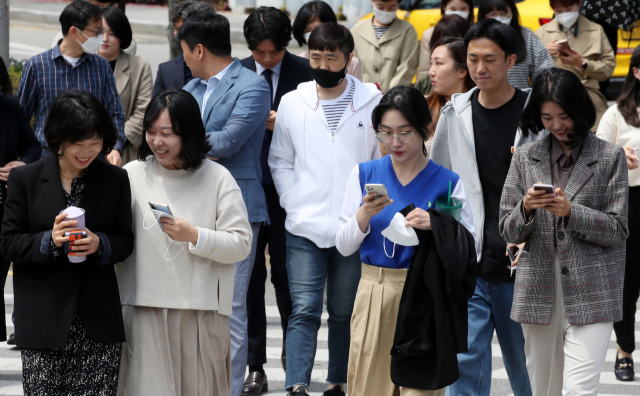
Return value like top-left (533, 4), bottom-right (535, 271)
top-left (148, 201), bottom-right (174, 219)
top-left (556, 39), bottom-right (571, 55)
top-left (533, 184), bottom-right (555, 194)
top-left (364, 183), bottom-right (390, 200)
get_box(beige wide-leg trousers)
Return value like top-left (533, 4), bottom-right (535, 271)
top-left (521, 251), bottom-right (613, 396)
top-left (348, 264), bottom-right (445, 396)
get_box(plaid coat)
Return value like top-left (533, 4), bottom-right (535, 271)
top-left (499, 132), bottom-right (629, 325)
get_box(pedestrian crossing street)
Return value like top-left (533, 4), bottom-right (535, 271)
top-left (1, 282), bottom-right (640, 395)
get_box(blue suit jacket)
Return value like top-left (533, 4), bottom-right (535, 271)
top-left (183, 59), bottom-right (270, 223)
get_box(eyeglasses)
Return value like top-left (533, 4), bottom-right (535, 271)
top-left (375, 131), bottom-right (416, 144)
top-left (76, 26), bottom-right (104, 37)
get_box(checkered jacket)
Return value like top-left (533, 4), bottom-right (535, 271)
top-left (499, 132), bottom-right (629, 325)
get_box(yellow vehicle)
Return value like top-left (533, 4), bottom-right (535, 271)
top-left (362, 0), bottom-right (640, 81)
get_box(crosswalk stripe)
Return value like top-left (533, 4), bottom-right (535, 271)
top-left (0, 380), bottom-right (23, 395)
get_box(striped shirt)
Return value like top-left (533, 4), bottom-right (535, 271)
top-left (17, 43), bottom-right (126, 150)
top-left (320, 79), bottom-right (355, 133)
top-left (507, 27), bottom-right (556, 89)
top-left (373, 26), bottom-right (390, 40)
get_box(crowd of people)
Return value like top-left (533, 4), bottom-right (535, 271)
top-left (0, 0), bottom-right (638, 395)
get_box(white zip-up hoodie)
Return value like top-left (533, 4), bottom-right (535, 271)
top-left (269, 75), bottom-right (382, 248)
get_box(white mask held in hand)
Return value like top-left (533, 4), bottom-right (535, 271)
top-left (556, 11), bottom-right (580, 29)
top-left (373, 8), bottom-right (397, 25)
top-left (445, 10), bottom-right (470, 19)
top-left (380, 213), bottom-right (420, 258)
top-left (76, 29), bottom-right (103, 54)
top-left (143, 210), bottom-right (185, 261)
top-left (493, 15), bottom-right (512, 25)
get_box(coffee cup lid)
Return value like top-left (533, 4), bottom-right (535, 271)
top-left (60, 206), bottom-right (85, 218)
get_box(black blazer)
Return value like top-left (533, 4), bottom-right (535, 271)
top-left (240, 51), bottom-right (312, 183)
top-left (391, 209), bottom-right (477, 390)
top-left (0, 155), bottom-right (134, 349)
top-left (152, 54), bottom-right (188, 98)
top-left (0, 95), bottom-right (42, 203)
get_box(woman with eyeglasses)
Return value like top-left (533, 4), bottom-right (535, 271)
top-left (336, 86), bottom-right (475, 396)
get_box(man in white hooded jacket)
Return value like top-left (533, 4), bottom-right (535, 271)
top-left (268, 22), bottom-right (382, 396)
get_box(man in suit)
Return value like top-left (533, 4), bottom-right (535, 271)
top-left (178, 12), bottom-right (271, 396)
top-left (152, 0), bottom-right (214, 98)
top-left (239, 7), bottom-right (312, 395)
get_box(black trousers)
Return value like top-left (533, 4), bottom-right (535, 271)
top-left (614, 186), bottom-right (640, 354)
top-left (246, 182), bottom-right (292, 366)
top-left (0, 203), bottom-right (7, 341)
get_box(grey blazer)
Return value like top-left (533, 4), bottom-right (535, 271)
top-left (499, 132), bottom-right (629, 325)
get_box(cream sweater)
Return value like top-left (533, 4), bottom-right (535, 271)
top-left (597, 104), bottom-right (640, 187)
top-left (117, 158), bottom-right (252, 315)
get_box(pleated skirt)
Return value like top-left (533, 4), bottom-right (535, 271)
top-left (116, 305), bottom-right (231, 396)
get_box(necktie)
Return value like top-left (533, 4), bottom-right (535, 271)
top-left (261, 69), bottom-right (274, 185)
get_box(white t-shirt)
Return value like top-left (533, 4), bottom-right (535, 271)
top-left (62, 55), bottom-right (81, 67)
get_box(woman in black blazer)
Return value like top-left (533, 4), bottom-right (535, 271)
top-left (0, 91), bottom-right (134, 396)
top-left (0, 58), bottom-right (42, 343)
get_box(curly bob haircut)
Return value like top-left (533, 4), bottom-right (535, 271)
top-left (518, 68), bottom-right (596, 147)
top-left (137, 90), bottom-right (212, 172)
top-left (372, 86), bottom-right (433, 156)
top-left (44, 91), bottom-right (117, 156)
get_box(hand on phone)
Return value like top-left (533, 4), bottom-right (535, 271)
top-left (523, 183), bottom-right (557, 217)
top-left (69, 228), bottom-right (101, 256)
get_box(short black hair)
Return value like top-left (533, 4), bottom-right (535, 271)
top-left (477, 0), bottom-right (526, 64)
top-left (60, 0), bottom-right (103, 36)
top-left (44, 91), bottom-right (117, 156)
top-left (102, 6), bottom-right (132, 50)
top-left (138, 90), bottom-right (212, 172)
top-left (292, 1), bottom-right (337, 47)
top-left (177, 11), bottom-right (231, 57)
top-left (308, 22), bottom-right (354, 60)
top-left (170, 0), bottom-right (215, 24)
top-left (372, 86), bottom-right (433, 152)
top-left (464, 17), bottom-right (517, 59)
top-left (244, 7), bottom-right (292, 51)
top-left (518, 68), bottom-right (596, 147)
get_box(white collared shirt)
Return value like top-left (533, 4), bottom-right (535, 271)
top-left (255, 60), bottom-right (282, 103)
top-left (200, 61), bottom-right (234, 118)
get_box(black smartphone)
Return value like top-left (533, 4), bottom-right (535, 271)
top-left (507, 245), bottom-right (518, 264)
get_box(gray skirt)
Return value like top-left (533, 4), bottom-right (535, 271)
top-left (117, 305), bottom-right (231, 396)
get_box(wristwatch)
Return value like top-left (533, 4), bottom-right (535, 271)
top-left (581, 59), bottom-right (588, 70)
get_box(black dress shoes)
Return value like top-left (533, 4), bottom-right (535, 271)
top-left (615, 357), bottom-right (634, 381)
top-left (242, 371), bottom-right (268, 395)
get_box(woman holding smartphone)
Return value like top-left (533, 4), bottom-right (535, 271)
top-left (336, 86), bottom-right (475, 396)
top-left (116, 90), bottom-right (253, 396)
top-left (596, 45), bottom-right (640, 381)
top-left (0, 91), bottom-right (134, 395)
top-left (499, 68), bottom-right (628, 395)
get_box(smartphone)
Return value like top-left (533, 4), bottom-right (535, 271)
top-left (64, 231), bottom-right (87, 256)
top-left (364, 184), bottom-right (390, 200)
top-left (507, 245), bottom-right (518, 264)
top-left (533, 183), bottom-right (555, 194)
top-left (149, 201), bottom-right (174, 219)
top-left (556, 39), bottom-right (571, 55)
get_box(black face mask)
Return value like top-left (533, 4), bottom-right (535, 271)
top-left (310, 61), bottom-right (348, 89)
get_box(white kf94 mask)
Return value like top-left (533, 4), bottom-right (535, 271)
top-left (380, 212), bottom-right (420, 258)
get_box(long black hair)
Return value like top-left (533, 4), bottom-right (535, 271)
top-left (372, 86), bottom-right (433, 156)
top-left (0, 59), bottom-right (11, 95)
top-left (518, 68), bottom-right (596, 147)
top-left (138, 90), bottom-right (212, 171)
top-left (477, 0), bottom-right (526, 64)
top-left (616, 45), bottom-right (640, 128)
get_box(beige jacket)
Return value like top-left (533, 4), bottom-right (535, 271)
top-left (536, 15), bottom-right (615, 128)
top-left (417, 26), bottom-right (434, 80)
top-left (351, 17), bottom-right (419, 93)
top-left (114, 52), bottom-right (153, 164)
